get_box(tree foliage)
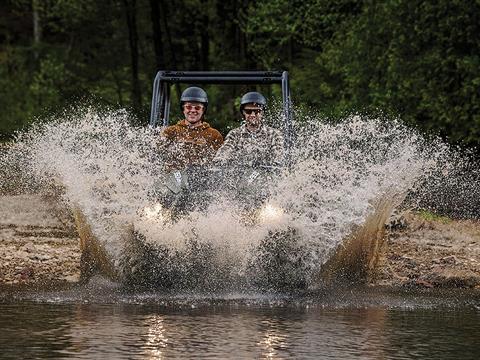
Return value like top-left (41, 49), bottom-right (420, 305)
top-left (318, 0), bottom-right (480, 144)
top-left (0, 0), bottom-right (479, 150)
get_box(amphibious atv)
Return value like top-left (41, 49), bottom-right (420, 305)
top-left (76, 71), bottom-right (295, 285)
top-left (74, 71), bottom-right (392, 290)
top-left (138, 70), bottom-right (294, 225)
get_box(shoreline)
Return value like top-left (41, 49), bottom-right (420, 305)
top-left (376, 212), bottom-right (480, 289)
top-left (0, 194), bottom-right (81, 288)
top-left (1, 194), bottom-right (479, 291)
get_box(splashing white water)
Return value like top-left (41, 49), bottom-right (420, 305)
top-left (0, 107), bottom-right (449, 290)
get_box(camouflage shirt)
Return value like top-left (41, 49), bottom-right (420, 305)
top-left (213, 124), bottom-right (284, 168)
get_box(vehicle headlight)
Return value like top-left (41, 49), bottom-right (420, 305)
top-left (259, 203), bottom-right (284, 223)
top-left (141, 203), bottom-right (168, 223)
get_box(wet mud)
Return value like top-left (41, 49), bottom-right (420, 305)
top-left (377, 212), bottom-right (480, 288)
top-left (0, 195), bottom-right (80, 287)
top-left (1, 194), bottom-right (479, 290)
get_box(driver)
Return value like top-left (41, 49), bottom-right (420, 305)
top-left (160, 86), bottom-right (224, 170)
top-left (213, 91), bottom-right (284, 169)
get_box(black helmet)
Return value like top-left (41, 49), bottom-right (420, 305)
top-left (180, 86), bottom-right (208, 107)
top-left (240, 91), bottom-right (266, 112)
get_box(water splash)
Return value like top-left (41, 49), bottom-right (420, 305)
top-left (0, 107), bottom-right (459, 291)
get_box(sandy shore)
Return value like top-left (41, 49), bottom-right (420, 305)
top-left (1, 194), bottom-right (479, 289)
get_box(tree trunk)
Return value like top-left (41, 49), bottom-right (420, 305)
top-left (32, 0), bottom-right (41, 59)
top-left (159, 0), bottom-right (181, 98)
top-left (123, 0), bottom-right (142, 110)
top-left (235, 0), bottom-right (252, 68)
top-left (241, 0), bottom-right (257, 69)
top-left (149, 0), bottom-right (166, 70)
top-left (200, 0), bottom-right (209, 70)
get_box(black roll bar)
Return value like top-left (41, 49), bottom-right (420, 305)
top-left (149, 70), bottom-right (293, 158)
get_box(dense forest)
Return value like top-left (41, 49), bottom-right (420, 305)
top-left (1, 0), bottom-right (479, 150)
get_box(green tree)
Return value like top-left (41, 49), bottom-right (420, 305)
top-left (1, 0), bottom-right (478, 149)
top-left (320, 0), bottom-right (480, 145)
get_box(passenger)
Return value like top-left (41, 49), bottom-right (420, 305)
top-left (214, 91), bottom-right (284, 169)
top-left (160, 86), bottom-right (224, 170)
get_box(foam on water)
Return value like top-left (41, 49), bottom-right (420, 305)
top-left (0, 107), bottom-right (456, 290)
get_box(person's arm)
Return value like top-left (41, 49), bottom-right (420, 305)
top-left (208, 129), bottom-right (223, 151)
top-left (155, 127), bottom-right (172, 154)
top-left (271, 130), bottom-right (285, 168)
top-left (213, 130), bottom-right (238, 166)
top-left (210, 129), bottom-right (224, 151)
top-left (156, 126), bottom-right (178, 170)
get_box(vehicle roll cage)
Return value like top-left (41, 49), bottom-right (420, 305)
top-left (149, 70), bottom-right (293, 152)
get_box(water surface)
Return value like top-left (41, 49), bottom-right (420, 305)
top-left (1, 286), bottom-right (479, 359)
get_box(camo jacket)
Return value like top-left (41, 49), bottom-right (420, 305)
top-left (213, 124), bottom-right (284, 168)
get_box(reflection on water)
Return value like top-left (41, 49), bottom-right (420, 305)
top-left (0, 288), bottom-right (479, 359)
top-left (145, 315), bottom-right (168, 358)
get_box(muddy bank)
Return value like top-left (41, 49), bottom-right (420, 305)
top-left (0, 195), bottom-right (80, 288)
top-left (1, 194), bottom-right (479, 289)
top-left (376, 212), bottom-right (480, 288)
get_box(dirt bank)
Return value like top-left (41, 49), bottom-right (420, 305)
top-left (0, 195), bottom-right (80, 287)
top-left (376, 212), bottom-right (480, 288)
top-left (1, 194), bottom-right (479, 289)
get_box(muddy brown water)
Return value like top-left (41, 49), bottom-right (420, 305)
top-left (0, 285), bottom-right (479, 359)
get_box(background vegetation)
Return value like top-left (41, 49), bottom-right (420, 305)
top-left (1, 0), bottom-right (479, 151)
